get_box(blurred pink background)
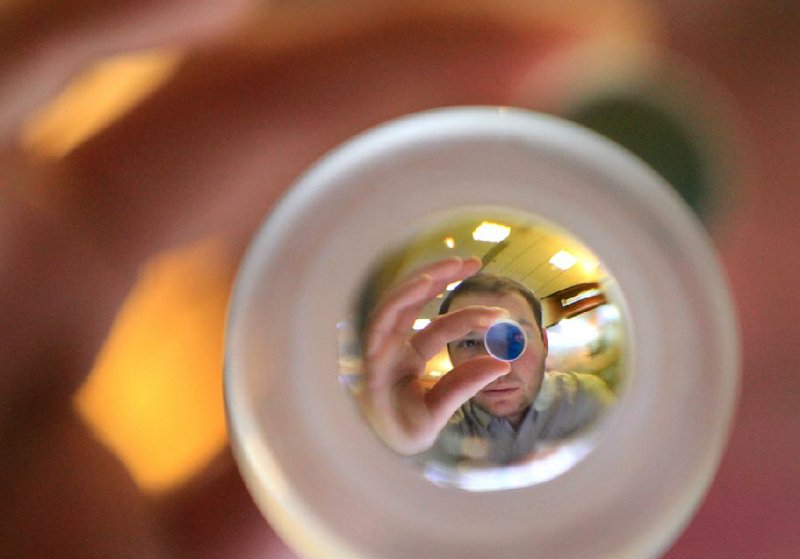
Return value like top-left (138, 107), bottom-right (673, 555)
top-left (4, 1), bottom-right (798, 557)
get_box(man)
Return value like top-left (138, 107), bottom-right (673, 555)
top-left (361, 256), bottom-right (613, 466)
top-left (430, 272), bottom-right (613, 465)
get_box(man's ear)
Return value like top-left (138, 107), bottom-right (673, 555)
top-left (540, 327), bottom-right (549, 356)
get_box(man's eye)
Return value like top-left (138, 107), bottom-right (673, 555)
top-left (458, 339), bottom-right (480, 349)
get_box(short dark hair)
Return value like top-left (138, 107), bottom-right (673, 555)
top-left (438, 273), bottom-right (543, 329)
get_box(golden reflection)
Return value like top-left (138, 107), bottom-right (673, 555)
top-left (74, 241), bottom-right (232, 493)
top-left (21, 50), bottom-right (180, 157)
top-left (20, 44), bottom-right (223, 493)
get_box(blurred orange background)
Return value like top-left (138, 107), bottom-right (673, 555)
top-left (16, 1), bottom-right (799, 556)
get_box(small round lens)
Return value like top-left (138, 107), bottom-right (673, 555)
top-left (484, 319), bottom-right (527, 362)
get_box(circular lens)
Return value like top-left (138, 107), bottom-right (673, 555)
top-left (224, 107), bottom-right (739, 559)
top-left (348, 207), bottom-right (626, 488)
top-left (484, 319), bottom-right (527, 361)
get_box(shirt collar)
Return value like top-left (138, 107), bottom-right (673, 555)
top-left (466, 400), bottom-right (537, 432)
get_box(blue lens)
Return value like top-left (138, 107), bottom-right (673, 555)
top-left (484, 320), bottom-right (527, 362)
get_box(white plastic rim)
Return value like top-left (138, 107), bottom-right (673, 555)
top-left (224, 107), bottom-right (739, 559)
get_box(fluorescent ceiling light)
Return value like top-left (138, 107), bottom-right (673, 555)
top-left (446, 281), bottom-right (461, 291)
top-left (412, 318), bottom-right (431, 330)
top-left (549, 250), bottom-right (578, 271)
top-left (472, 221), bottom-right (510, 243)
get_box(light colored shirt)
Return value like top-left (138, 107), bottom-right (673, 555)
top-left (427, 371), bottom-right (613, 466)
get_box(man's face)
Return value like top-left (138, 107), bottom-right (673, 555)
top-left (447, 291), bottom-right (548, 427)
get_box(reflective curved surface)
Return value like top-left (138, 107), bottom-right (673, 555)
top-left (485, 320), bottom-right (527, 362)
top-left (342, 208), bottom-right (628, 490)
top-left (225, 107), bottom-right (738, 559)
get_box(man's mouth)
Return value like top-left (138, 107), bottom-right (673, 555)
top-left (482, 386), bottom-right (519, 396)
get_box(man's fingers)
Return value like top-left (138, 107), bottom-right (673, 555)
top-left (403, 256), bottom-right (481, 288)
top-left (392, 257), bottom-right (482, 330)
top-left (424, 357), bottom-right (510, 426)
top-left (409, 305), bottom-right (509, 361)
top-left (366, 257), bottom-right (479, 357)
top-left (378, 257), bottom-right (464, 317)
top-left (365, 304), bottom-right (509, 399)
top-left (365, 274), bottom-right (433, 357)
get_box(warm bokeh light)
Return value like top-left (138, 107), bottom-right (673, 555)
top-left (74, 241), bottom-right (233, 493)
top-left (22, 50), bottom-right (180, 157)
top-left (21, 48), bottom-right (225, 495)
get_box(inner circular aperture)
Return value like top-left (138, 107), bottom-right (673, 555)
top-left (346, 207), bottom-right (628, 491)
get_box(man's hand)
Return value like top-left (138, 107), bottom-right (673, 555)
top-left (360, 257), bottom-right (511, 455)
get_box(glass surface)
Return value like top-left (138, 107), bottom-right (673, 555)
top-left (341, 207), bottom-right (628, 490)
top-left (225, 107), bottom-right (739, 558)
top-left (484, 320), bottom-right (527, 362)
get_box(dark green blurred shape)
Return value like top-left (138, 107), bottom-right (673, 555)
top-left (570, 95), bottom-right (711, 221)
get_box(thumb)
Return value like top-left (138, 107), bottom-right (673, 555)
top-left (424, 357), bottom-right (510, 427)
